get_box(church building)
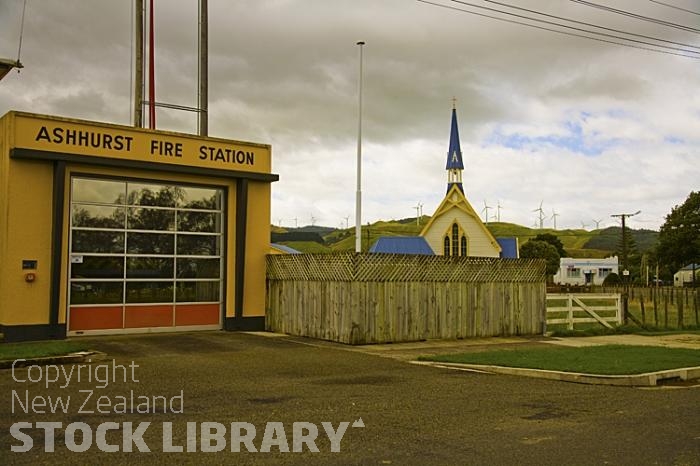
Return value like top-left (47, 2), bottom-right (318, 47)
top-left (370, 104), bottom-right (504, 258)
top-left (419, 104), bottom-right (501, 257)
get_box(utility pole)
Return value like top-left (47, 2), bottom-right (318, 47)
top-left (134, 0), bottom-right (144, 127)
top-left (148, 0), bottom-right (156, 129)
top-left (198, 0), bottom-right (208, 136)
top-left (611, 210), bottom-right (641, 323)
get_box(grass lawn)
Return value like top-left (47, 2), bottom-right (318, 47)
top-left (0, 341), bottom-right (88, 361)
top-left (419, 345), bottom-right (700, 375)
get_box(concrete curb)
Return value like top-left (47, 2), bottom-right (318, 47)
top-left (0, 351), bottom-right (108, 370)
top-left (411, 361), bottom-right (700, 387)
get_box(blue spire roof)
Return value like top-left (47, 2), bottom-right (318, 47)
top-left (446, 107), bottom-right (464, 170)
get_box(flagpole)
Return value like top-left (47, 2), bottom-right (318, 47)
top-left (355, 41), bottom-right (365, 253)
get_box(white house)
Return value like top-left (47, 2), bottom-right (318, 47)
top-left (674, 264), bottom-right (699, 287)
top-left (553, 257), bottom-right (619, 286)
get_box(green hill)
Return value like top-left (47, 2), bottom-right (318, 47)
top-left (271, 218), bottom-right (658, 257)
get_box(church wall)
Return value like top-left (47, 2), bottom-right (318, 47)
top-left (423, 205), bottom-right (500, 258)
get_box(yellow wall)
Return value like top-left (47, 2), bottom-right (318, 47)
top-left (0, 113), bottom-right (8, 324)
top-left (0, 116), bottom-right (58, 326)
top-left (0, 159), bottom-right (56, 325)
top-left (243, 181), bottom-right (271, 317)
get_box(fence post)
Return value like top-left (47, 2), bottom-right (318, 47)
top-left (567, 293), bottom-right (574, 330)
top-left (677, 289), bottom-right (684, 329)
top-left (664, 292), bottom-right (669, 328)
top-left (640, 297), bottom-right (646, 325)
top-left (616, 294), bottom-right (622, 325)
top-left (653, 287), bottom-right (659, 327)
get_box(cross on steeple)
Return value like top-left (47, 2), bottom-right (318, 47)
top-left (446, 102), bottom-right (464, 193)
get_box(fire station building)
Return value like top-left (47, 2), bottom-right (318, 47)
top-left (0, 111), bottom-right (277, 341)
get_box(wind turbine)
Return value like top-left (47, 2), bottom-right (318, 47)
top-left (496, 201), bottom-right (503, 222)
top-left (592, 218), bottom-right (603, 229)
top-left (580, 221), bottom-right (589, 230)
top-left (533, 201), bottom-right (545, 229)
top-left (482, 200), bottom-right (493, 224)
top-left (310, 215), bottom-right (317, 227)
top-left (344, 216), bottom-right (350, 229)
top-left (551, 209), bottom-right (559, 230)
top-left (413, 202), bottom-right (424, 226)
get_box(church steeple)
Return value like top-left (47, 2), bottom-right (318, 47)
top-left (446, 100), bottom-right (464, 193)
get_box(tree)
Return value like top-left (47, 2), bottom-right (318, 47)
top-left (657, 191), bottom-right (700, 282)
top-left (533, 233), bottom-right (567, 257)
top-left (520, 240), bottom-right (560, 278)
top-left (614, 226), bottom-right (641, 284)
top-left (602, 272), bottom-right (621, 286)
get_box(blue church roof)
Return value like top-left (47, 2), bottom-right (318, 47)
top-left (370, 237), bottom-right (435, 255)
top-left (270, 243), bottom-right (302, 254)
top-left (496, 237), bottom-right (519, 259)
top-left (446, 107), bottom-right (464, 171)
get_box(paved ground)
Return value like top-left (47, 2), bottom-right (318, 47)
top-left (1, 331), bottom-right (699, 465)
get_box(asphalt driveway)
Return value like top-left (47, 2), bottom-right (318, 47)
top-left (1, 331), bottom-right (699, 465)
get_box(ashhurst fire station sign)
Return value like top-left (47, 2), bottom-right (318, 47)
top-left (15, 113), bottom-right (271, 173)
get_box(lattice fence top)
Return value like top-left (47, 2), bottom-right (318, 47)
top-left (267, 253), bottom-right (545, 283)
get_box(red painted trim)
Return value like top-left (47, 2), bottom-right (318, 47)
top-left (69, 306), bottom-right (123, 331)
top-left (125, 305), bottom-right (173, 328)
top-left (175, 303), bottom-right (219, 326)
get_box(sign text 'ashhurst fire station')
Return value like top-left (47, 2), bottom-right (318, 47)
top-left (34, 125), bottom-right (256, 167)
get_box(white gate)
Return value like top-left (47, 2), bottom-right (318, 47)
top-left (546, 293), bottom-right (622, 330)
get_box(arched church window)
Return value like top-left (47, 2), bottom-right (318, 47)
top-left (444, 236), bottom-right (450, 256)
top-left (451, 223), bottom-right (459, 256)
top-left (461, 235), bottom-right (467, 256)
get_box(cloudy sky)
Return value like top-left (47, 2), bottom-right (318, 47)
top-left (1, 0), bottom-right (698, 231)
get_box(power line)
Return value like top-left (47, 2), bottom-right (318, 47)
top-left (479, 0), bottom-right (700, 51)
top-left (416, 0), bottom-right (700, 59)
top-left (570, 0), bottom-right (700, 34)
top-left (648, 0), bottom-right (700, 16)
top-left (449, 0), bottom-right (700, 55)
top-left (17, 0), bottom-right (28, 62)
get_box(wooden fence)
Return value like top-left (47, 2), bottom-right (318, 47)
top-left (546, 294), bottom-right (622, 330)
top-left (266, 253), bottom-right (547, 344)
